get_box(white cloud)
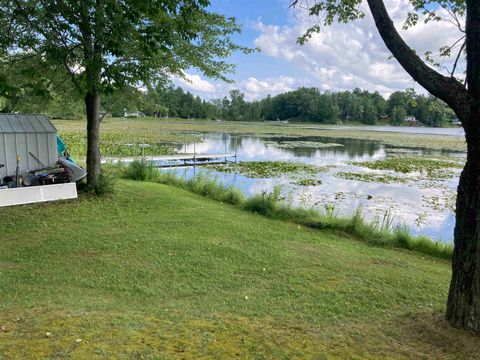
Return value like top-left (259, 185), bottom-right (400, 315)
top-left (253, 0), bottom-right (465, 97)
top-left (172, 72), bottom-right (311, 101)
top-left (174, 71), bottom-right (216, 93)
top-left (240, 76), bottom-right (311, 100)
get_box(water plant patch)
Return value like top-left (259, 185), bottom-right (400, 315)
top-left (297, 178), bottom-right (323, 186)
top-left (263, 140), bottom-right (344, 149)
top-left (336, 172), bottom-right (408, 184)
top-left (211, 161), bottom-right (325, 178)
top-left (354, 156), bottom-right (463, 178)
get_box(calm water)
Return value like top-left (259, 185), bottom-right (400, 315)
top-left (164, 132), bottom-right (463, 243)
top-left (292, 124), bottom-right (466, 137)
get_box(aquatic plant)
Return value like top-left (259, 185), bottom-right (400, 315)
top-left (414, 212), bottom-right (428, 228)
top-left (323, 204), bottom-right (338, 220)
top-left (211, 161), bottom-right (324, 178)
top-left (355, 155), bottom-right (463, 179)
top-left (263, 140), bottom-right (344, 149)
top-left (297, 178), bottom-right (322, 186)
top-left (53, 117), bottom-right (467, 154)
top-left (59, 131), bottom-right (178, 159)
top-left (372, 209), bottom-right (396, 232)
top-left (336, 172), bottom-right (407, 184)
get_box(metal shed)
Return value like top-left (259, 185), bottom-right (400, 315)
top-left (0, 114), bottom-right (57, 178)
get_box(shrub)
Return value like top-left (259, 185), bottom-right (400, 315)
top-left (93, 170), bottom-right (117, 195)
top-left (123, 160), bottom-right (159, 181)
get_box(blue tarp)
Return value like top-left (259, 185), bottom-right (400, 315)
top-left (56, 135), bottom-right (76, 164)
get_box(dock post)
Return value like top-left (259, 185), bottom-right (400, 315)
top-left (235, 136), bottom-right (238, 163)
top-left (193, 140), bottom-right (196, 167)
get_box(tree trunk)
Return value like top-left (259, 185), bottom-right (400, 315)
top-left (445, 0), bottom-right (480, 332)
top-left (446, 106), bottom-right (480, 332)
top-left (85, 92), bottom-right (101, 189)
top-left (363, 0), bottom-right (480, 331)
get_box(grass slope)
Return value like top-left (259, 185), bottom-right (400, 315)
top-left (0, 181), bottom-right (477, 359)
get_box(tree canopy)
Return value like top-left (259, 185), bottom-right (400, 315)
top-left (0, 1), bottom-right (248, 94)
top-left (0, 0), bottom-right (251, 187)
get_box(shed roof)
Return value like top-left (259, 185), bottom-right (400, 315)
top-left (0, 114), bottom-right (57, 133)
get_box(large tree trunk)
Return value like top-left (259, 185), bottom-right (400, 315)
top-left (365, 0), bottom-right (480, 331)
top-left (79, 0), bottom-right (105, 191)
top-left (446, 0), bottom-right (480, 332)
top-left (85, 92), bottom-right (101, 189)
top-left (446, 108), bottom-right (480, 332)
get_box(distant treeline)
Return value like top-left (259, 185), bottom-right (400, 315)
top-left (211, 87), bottom-right (456, 126)
top-left (0, 84), bottom-right (455, 126)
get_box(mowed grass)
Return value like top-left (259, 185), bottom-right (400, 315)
top-left (0, 180), bottom-right (477, 358)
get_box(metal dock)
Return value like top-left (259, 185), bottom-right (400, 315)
top-left (102, 153), bottom-right (237, 168)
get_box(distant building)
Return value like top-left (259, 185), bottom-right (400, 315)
top-left (124, 110), bottom-right (145, 118)
top-left (403, 116), bottom-right (417, 126)
top-left (452, 118), bottom-right (462, 126)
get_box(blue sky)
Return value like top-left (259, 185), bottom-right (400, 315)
top-left (174, 0), bottom-right (465, 100)
top-left (208, 0), bottom-right (295, 81)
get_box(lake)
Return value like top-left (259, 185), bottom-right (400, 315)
top-left (163, 129), bottom-right (464, 243)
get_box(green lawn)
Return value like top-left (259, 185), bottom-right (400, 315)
top-left (0, 181), bottom-right (477, 359)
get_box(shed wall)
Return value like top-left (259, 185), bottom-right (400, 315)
top-left (0, 132), bottom-right (57, 178)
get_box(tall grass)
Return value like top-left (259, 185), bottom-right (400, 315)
top-left (121, 160), bottom-right (244, 205)
top-left (123, 160), bottom-right (160, 181)
top-left (121, 160), bottom-right (453, 260)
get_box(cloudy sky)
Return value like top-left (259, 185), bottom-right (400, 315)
top-left (173, 0), bottom-right (465, 101)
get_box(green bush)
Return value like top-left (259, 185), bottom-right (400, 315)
top-left (93, 170), bottom-right (117, 196)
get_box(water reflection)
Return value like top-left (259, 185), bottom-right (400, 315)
top-left (180, 133), bottom-right (386, 166)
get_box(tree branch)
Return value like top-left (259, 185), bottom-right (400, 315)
top-left (99, 96), bottom-right (120, 123)
top-left (445, 6), bottom-right (465, 33)
top-left (366, 0), bottom-right (471, 121)
top-left (0, 52), bottom-right (38, 66)
top-left (466, 0), bottom-right (480, 99)
top-left (451, 41), bottom-right (466, 77)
